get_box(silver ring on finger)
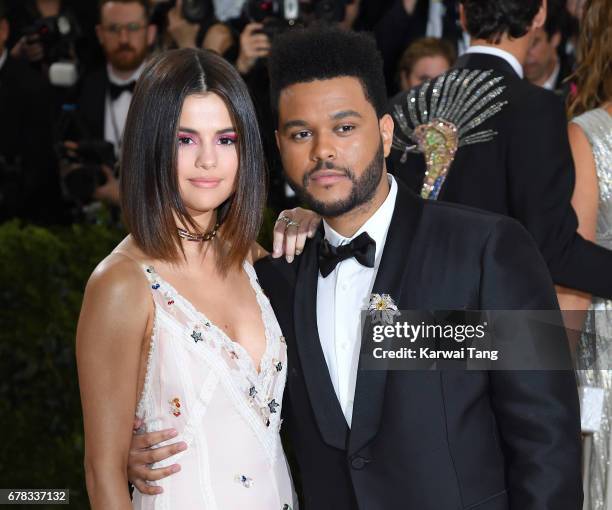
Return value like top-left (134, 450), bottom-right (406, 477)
top-left (276, 215), bottom-right (292, 226)
top-left (285, 220), bottom-right (300, 229)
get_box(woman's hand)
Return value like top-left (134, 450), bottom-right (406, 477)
top-left (272, 207), bottom-right (321, 262)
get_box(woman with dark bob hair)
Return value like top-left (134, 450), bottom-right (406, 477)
top-left (76, 48), bottom-right (297, 509)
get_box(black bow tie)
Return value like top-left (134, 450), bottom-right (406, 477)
top-left (109, 81), bottom-right (136, 101)
top-left (318, 232), bottom-right (376, 278)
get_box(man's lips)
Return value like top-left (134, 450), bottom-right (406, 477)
top-left (188, 178), bottom-right (222, 189)
top-left (309, 170), bottom-right (348, 186)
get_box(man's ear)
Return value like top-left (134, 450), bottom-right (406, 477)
top-left (379, 113), bottom-right (394, 158)
top-left (532, 0), bottom-right (547, 30)
top-left (147, 24), bottom-right (157, 46)
top-left (551, 31), bottom-right (561, 49)
top-left (0, 18), bottom-right (10, 49)
top-left (95, 24), bottom-right (103, 45)
top-left (458, 3), bottom-right (468, 33)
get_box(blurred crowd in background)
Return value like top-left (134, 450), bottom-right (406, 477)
top-left (0, 0), bottom-right (586, 225)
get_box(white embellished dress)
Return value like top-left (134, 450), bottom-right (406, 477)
top-left (132, 262), bottom-right (296, 510)
top-left (573, 108), bottom-right (612, 510)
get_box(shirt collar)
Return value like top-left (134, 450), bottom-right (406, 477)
top-left (466, 45), bottom-right (524, 78)
top-left (323, 174), bottom-right (398, 267)
top-left (0, 49), bottom-right (7, 73)
top-left (107, 60), bottom-right (146, 86)
top-left (542, 60), bottom-right (561, 91)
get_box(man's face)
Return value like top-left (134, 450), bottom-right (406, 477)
top-left (402, 55), bottom-right (451, 90)
top-left (525, 27), bottom-right (560, 84)
top-left (96, 2), bottom-right (155, 72)
top-left (276, 77), bottom-right (393, 218)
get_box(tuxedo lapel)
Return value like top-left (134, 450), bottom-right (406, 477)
top-left (348, 180), bottom-right (423, 455)
top-left (294, 230), bottom-right (349, 450)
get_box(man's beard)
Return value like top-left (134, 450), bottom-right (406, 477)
top-left (285, 140), bottom-right (385, 218)
top-left (107, 44), bottom-right (147, 72)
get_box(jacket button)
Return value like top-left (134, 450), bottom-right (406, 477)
top-left (351, 456), bottom-right (368, 470)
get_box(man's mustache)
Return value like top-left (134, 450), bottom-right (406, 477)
top-left (303, 160), bottom-right (353, 186)
top-left (115, 45), bottom-right (135, 53)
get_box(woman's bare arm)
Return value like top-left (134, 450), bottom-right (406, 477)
top-left (76, 254), bottom-right (151, 509)
top-left (556, 122), bottom-right (599, 349)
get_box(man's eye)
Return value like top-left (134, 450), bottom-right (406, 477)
top-left (292, 130), bottom-right (311, 140)
top-left (336, 125), bottom-right (355, 134)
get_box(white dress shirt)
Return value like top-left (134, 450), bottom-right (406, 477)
top-left (0, 49), bottom-right (7, 73)
top-left (542, 61), bottom-right (561, 91)
top-left (466, 45), bottom-right (524, 78)
top-left (104, 62), bottom-right (145, 155)
top-left (316, 175), bottom-right (398, 427)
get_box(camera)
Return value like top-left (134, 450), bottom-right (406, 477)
top-left (22, 14), bottom-right (79, 66)
top-left (246, 0), bottom-right (350, 27)
top-left (151, 0), bottom-right (214, 26)
top-left (57, 140), bottom-right (116, 205)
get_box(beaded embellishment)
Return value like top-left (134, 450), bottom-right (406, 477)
top-left (392, 69), bottom-right (508, 200)
top-left (234, 474), bottom-right (253, 488)
top-left (169, 397), bottom-right (181, 417)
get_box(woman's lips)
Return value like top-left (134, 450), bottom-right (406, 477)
top-left (188, 178), bottom-right (222, 189)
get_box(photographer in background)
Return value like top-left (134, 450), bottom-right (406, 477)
top-left (0, 0), bottom-right (64, 224)
top-left (7, 0), bottom-right (100, 87)
top-left (59, 0), bottom-right (155, 208)
top-left (152, 0), bottom-right (234, 56)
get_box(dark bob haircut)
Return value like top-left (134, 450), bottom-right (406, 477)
top-left (268, 26), bottom-right (387, 121)
top-left (120, 48), bottom-right (266, 271)
top-left (460, 0), bottom-right (542, 44)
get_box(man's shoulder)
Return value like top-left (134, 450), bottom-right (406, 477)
top-left (418, 196), bottom-right (528, 243)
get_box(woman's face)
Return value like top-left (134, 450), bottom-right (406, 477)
top-left (176, 93), bottom-right (239, 218)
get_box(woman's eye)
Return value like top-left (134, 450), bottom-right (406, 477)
top-left (217, 135), bottom-right (237, 145)
top-left (178, 136), bottom-right (195, 145)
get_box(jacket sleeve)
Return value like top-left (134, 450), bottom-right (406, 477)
top-left (479, 216), bottom-right (583, 509)
top-left (506, 89), bottom-right (612, 299)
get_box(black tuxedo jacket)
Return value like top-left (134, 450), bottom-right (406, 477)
top-left (387, 52), bottom-right (612, 300)
top-left (255, 180), bottom-right (581, 510)
top-left (74, 66), bottom-right (109, 140)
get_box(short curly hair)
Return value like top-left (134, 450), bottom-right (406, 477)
top-left (268, 26), bottom-right (388, 120)
top-left (460, 0), bottom-right (542, 44)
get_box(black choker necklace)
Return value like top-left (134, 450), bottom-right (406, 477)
top-left (177, 224), bottom-right (220, 242)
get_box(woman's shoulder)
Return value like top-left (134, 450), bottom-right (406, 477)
top-left (86, 236), bottom-right (151, 302)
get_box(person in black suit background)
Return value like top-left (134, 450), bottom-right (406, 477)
top-left (60, 0), bottom-right (156, 206)
top-left (388, 0), bottom-right (612, 302)
top-left (524, 0), bottom-right (574, 100)
top-left (125, 26), bottom-right (582, 509)
top-left (375, 0), bottom-right (464, 95)
top-left (0, 0), bottom-right (63, 224)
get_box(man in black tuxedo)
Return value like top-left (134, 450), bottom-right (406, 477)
top-left (124, 26), bottom-right (581, 510)
top-left (387, 0), bottom-right (612, 300)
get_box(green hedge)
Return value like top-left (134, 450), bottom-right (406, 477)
top-left (0, 211), bottom-right (275, 508)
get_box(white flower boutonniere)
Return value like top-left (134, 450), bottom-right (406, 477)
top-left (368, 293), bottom-right (401, 324)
